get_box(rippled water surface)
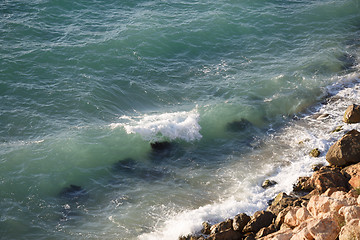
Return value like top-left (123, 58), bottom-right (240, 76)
top-left (1, 0), bottom-right (360, 239)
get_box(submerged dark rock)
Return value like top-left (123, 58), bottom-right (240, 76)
top-left (150, 141), bottom-right (173, 151)
top-left (262, 179), bottom-right (277, 189)
top-left (59, 184), bottom-right (87, 200)
top-left (226, 119), bottom-right (252, 132)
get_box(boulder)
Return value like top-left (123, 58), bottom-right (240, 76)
top-left (201, 221), bottom-right (212, 235)
top-left (343, 104), bottom-right (360, 123)
top-left (338, 205), bottom-right (360, 224)
top-left (293, 177), bottom-right (313, 193)
top-left (307, 195), bottom-right (345, 218)
top-left (207, 229), bottom-right (242, 240)
top-left (261, 229), bottom-right (293, 240)
top-left (233, 213), bottom-right (251, 232)
top-left (307, 217), bottom-right (340, 240)
top-left (243, 210), bottom-right (275, 233)
top-left (309, 166), bottom-right (349, 193)
top-left (341, 162), bottom-right (360, 189)
top-left (339, 219), bottom-right (360, 240)
top-left (326, 129), bottom-right (360, 167)
top-left (284, 207), bottom-right (300, 228)
top-left (267, 192), bottom-right (298, 216)
top-left (275, 207), bottom-right (292, 230)
top-left (210, 219), bottom-right (233, 234)
top-left (310, 148), bottom-right (320, 157)
top-left (262, 179), bottom-right (278, 189)
top-left (256, 224), bottom-right (276, 238)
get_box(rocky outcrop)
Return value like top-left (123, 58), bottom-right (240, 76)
top-left (343, 104), bottom-right (360, 123)
top-left (342, 162), bottom-right (360, 189)
top-left (326, 129), bottom-right (360, 167)
top-left (243, 211), bottom-right (275, 233)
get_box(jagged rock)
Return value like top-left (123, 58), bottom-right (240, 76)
top-left (338, 205), bottom-right (360, 224)
top-left (311, 163), bottom-right (323, 171)
top-left (262, 179), bottom-right (278, 189)
top-left (306, 195), bottom-right (346, 218)
top-left (233, 213), bottom-right (251, 232)
top-left (339, 219), bottom-right (360, 240)
top-left (267, 192), bottom-right (298, 216)
top-left (243, 210), bottom-right (275, 233)
top-left (341, 162), bottom-right (360, 189)
top-left (201, 221), bottom-right (211, 235)
top-left (307, 217), bottom-right (340, 240)
top-left (293, 177), bottom-right (313, 193)
top-left (326, 129), bottom-right (360, 167)
top-left (210, 219), bottom-right (233, 234)
top-left (310, 148), bottom-right (320, 157)
top-left (343, 104), bottom-right (360, 123)
top-left (274, 206), bottom-right (292, 230)
top-left (243, 232), bottom-right (255, 240)
top-left (309, 166), bottom-right (349, 193)
top-left (207, 229), bottom-right (242, 240)
top-left (256, 224), bottom-right (276, 238)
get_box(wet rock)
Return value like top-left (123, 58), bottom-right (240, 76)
top-left (331, 125), bottom-right (343, 133)
top-left (339, 219), bottom-right (360, 240)
top-left (326, 129), bottom-right (360, 167)
top-left (150, 141), bottom-right (173, 151)
top-left (210, 219), bottom-right (233, 234)
top-left (341, 162), bottom-right (360, 189)
top-left (233, 213), bottom-right (251, 232)
top-left (226, 118), bottom-right (252, 132)
top-left (262, 179), bottom-right (278, 189)
top-left (207, 229), bottom-right (242, 240)
top-left (201, 221), bottom-right (212, 235)
top-left (311, 163), bottom-right (323, 171)
top-left (293, 177), bottom-right (313, 193)
top-left (309, 148), bottom-right (320, 157)
top-left (343, 104), bottom-right (360, 123)
top-left (243, 210), bottom-right (275, 233)
top-left (267, 192), bottom-right (298, 216)
top-left (309, 166), bottom-right (349, 193)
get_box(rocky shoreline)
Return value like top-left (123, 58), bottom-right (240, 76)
top-left (180, 104), bottom-right (360, 240)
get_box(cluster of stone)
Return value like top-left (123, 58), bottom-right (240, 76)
top-left (179, 104), bottom-right (360, 240)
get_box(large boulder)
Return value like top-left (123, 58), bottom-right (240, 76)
top-left (326, 129), bottom-right (360, 167)
top-left (243, 210), bottom-right (275, 233)
top-left (343, 104), bottom-right (360, 123)
top-left (341, 162), bottom-right (360, 189)
top-left (207, 229), bottom-right (242, 240)
top-left (339, 219), bottom-right (360, 240)
top-left (210, 219), bottom-right (233, 234)
top-left (233, 213), bottom-right (251, 232)
top-left (309, 166), bottom-right (349, 193)
top-left (267, 192), bottom-right (298, 216)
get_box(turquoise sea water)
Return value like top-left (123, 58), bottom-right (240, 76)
top-left (1, 0), bottom-right (360, 239)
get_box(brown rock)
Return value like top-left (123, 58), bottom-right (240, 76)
top-left (275, 207), bottom-right (292, 230)
top-left (210, 219), bottom-right (233, 234)
top-left (307, 195), bottom-right (346, 218)
top-left (284, 207), bottom-right (300, 228)
top-left (243, 210), bottom-right (275, 233)
top-left (343, 104), bottom-right (360, 123)
top-left (233, 213), bottom-right (251, 232)
top-left (267, 192), bottom-right (298, 216)
top-left (309, 166), bottom-right (349, 193)
top-left (339, 219), bottom-right (360, 240)
top-left (262, 179), bottom-right (278, 189)
top-left (256, 224), bottom-right (276, 238)
top-left (201, 221), bottom-right (212, 235)
top-left (293, 177), bottom-right (313, 193)
top-left (261, 228), bottom-right (293, 240)
top-left (342, 162), bottom-right (360, 189)
top-left (243, 232), bottom-right (255, 240)
top-left (326, 129), bottom-right (360, 167)
top-left (207, 229), bottom-right (242, 240)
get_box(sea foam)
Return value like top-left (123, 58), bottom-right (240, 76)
top-left (110, 108), bottom-right (202, 142)
top-left (138, 72), bottom-right (360, 240)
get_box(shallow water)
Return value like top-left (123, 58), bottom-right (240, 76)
top-left (1, 0), bottom-right (360, 239)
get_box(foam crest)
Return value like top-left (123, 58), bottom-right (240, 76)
top-left (111, 109), bottom-right (202, 142)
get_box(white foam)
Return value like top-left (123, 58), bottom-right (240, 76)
top-left (137, 72), bottom-right (360, 240)
top-left (110, 108), bottom-right (202, 142)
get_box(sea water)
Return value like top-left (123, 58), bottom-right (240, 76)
top-left (1, 0), bottom-right (360, 239)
